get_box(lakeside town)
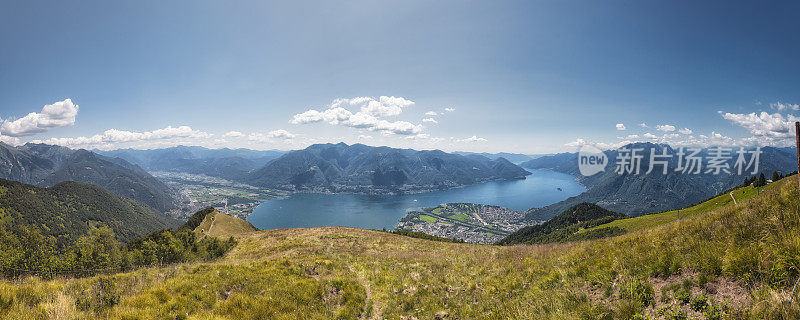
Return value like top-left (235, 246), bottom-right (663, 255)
top-left (152, 171), bottom-right (289, 220)
top-left (396, 203), bottom-right (538, 244)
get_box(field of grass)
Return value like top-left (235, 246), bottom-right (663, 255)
top-left (418, 214), bottom-right (437, 223)
top-left (191, 209), bottom-right (258, 239)
top-left (447, 213), bottom-right (471, 222)
top-left (582, 185), bottom-right (762, 234)
top-left (0, 179), bottom-right (799, 319)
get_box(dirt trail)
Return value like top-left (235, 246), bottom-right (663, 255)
top-left (730, 191), bottom-right (737, 205)
top-left (349, 266), bottom-right (380, 320)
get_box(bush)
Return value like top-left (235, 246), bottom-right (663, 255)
top-left (675, 288), bottom-right (691, 304)
top-left (617, 279), bottom-right (654, 318)
top-left (657, 305), bottom-right (687, 320)
top-left (690, 293), bottom-right (708, 312)
top-left (703, 301), bottom-right (725, 320)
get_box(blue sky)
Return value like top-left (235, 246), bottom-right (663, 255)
top-left (1, 0), bottom-right (799, 153)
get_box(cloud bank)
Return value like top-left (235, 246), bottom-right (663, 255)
top-left (31, 125), bottom-right (213, 150)
top-left (1, 99), bottom-right (79, 137)
top-left (290, 96), bottom-right (423, 135)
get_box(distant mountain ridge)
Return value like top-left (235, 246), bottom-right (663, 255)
top-left (452, 152), bottom-right (534, 164)
top-left (521, 142), bottom-right (796, 221)
top-left (97, 146), bottom-right (284, 181)
top-left (0, 143), bottom-right (178, 212)
top-left (247, 143), bottom-right (531, 193)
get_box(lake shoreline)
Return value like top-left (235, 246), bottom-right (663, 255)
top-left (247, 170), bottom-right (586, 231)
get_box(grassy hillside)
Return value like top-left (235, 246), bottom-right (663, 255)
top-left (0, 178), bottom-right (799, 319)
top-left (582, 185), bottom-right (762, 235)
top-left (498, 203), bottom-right (627, 245)
top-left (184, 208), bottom-right (258, 239)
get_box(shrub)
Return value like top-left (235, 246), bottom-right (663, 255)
top-left (703, 301), bottom-right (724, 320)
top-left (689, 293), bottom-right (708, 312)
top-left (657, 305), bottom-right (687, 320)
top-left (617, 279), bottom-right (654, 318)
top-left (675, 288), bottom-right (691, 304)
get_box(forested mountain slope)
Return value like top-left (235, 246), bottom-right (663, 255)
top-left (0, 178), bottom-right (178, 245)
top-left (0, 143), bottom-right (178, 212)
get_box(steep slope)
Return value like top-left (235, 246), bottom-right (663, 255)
top-left (97, 146), bottom-right (283, 180)
top-left (581, 182), bottom-right (763, 235)
top-left (0, 143), bottom-right (178, 212)
top-left (2, 178), bottom-right (797, 318)
top-left (523, 143), bottom-right (796, 220)
top-left (247, 143), bottom-right (530, 193)
top-left (0, 178), bottom-right (179, 246)
top-left (498, 202), bottom-right (627, 245)
top-left (181, 207), bottom-right (257, 238)
top-left (38, 150), bottom-right (178, 212)
top-left (0, 142), bottom-right (55, 184)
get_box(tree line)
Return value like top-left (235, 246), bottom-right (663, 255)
top-left (742, 170), bottom-right (797, 188)
top-left (0, 219), bottom-right (235, 279)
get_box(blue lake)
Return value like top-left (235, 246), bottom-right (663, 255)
top-left (247, 169), bottom-right (585, 231)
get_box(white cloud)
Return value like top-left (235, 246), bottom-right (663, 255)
top-left (31, 125), bottom-right (212, 150)
top-left (422, 118), bottom-right (438, 124)
top-left (267, 129), bottom-right (295, 139)
top-left (405, 133), bottom-right (431, 140)
top-left (615, 123), bottom-right (626, 131)
top-left (655, 124), bottom-right (676, 132)
top-left (223, 131), bottom-right (244, 138)
top-left (358, 135), bottom-right (373, 140)
top-left (458, 135), bottom-right (487, 142)
top-left (696, 131), bottom-right (735, 146)
top-left (425, 111), bottom-right (438, 116)
top-left (0, 134), bottom-right (21, 146)
top-left (248, 129), bottom-right (296, 142)
top-left (663, 133), bottom-right (680, 139)
top-left (290, 96), bottom-right (423, 135)
top-left (678, 128), bottom-right (693, 135)
top-left (719, 111), bottom-right (799, 142)
top-left (643, 132), bottom-right (658, 139)
top-left (444, 107), bottom-right (456, 112)
top-left (639, 123), bottom-right (648, 128)
top-left (618, 134), bottom-right (639, 140)
top-left (771, 101), bottom-right (800, 111)
top-left (1, 99), bottom-right (79, 137)
top-left (564, 138), bottom-right (632, 150)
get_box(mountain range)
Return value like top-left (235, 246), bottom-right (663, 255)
top-left (452, 152), bottom-right (535, 164)
top-left (97, 146), bottom-right (284, 181)
top-left (520, 142), bottom-right (796, 221)
top-left (0, 143), bottom-right (178, 212)
top-left (247, 143), bottom-right (531, 193)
